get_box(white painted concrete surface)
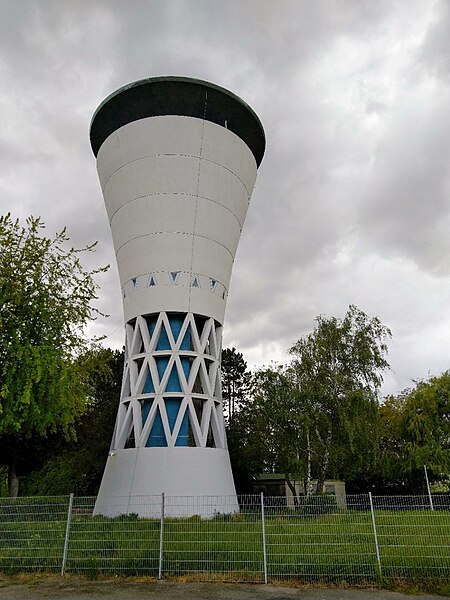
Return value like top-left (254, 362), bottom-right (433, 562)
top-left (93, 104), bottom-right (260, 517)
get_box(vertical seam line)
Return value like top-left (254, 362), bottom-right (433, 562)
top-left (188, 90), bottom-right (207, 309)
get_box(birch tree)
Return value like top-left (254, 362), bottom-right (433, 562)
top-left (289, 305), bottom-right (391, 492)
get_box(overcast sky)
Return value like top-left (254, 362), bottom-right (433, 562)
top-left (1, 0), bottom-right (449, 397)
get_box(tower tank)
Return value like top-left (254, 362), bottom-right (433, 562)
top-left (90, 76), bottom-right (265, 516)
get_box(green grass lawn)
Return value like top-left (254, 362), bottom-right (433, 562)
top-left (0, 504), bottom-right (449, 584)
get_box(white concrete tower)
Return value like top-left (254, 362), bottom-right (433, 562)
top-left (90, 77), bottom-right (265, 516)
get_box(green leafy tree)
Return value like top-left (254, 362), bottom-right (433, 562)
top-left (0, 214), bottom-right (108, 496)
top-left (221, 347), bottom-right (251, 421)
top-left (380, 372), bottom-right (450, 492)
top-left (289, 305), bottom-right (391, 492)
top-left (21, 348), bottom-right (124, 496)
top-left (226, 406), bottom-right (270, 493)
top-left (227, 365), bottom-right (313, 498)
top-left (250, 366), bottom-right (312, 501)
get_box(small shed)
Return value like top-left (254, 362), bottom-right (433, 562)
top-left (254, 474), bottom-right (347, 509)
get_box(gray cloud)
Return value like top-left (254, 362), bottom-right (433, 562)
top-left (0, 0), bottom-right (449, 397)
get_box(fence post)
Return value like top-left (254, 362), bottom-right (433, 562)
top-left (158, 492), bottom-right (165, 579)
top-left (424, 466), bottom-right (434, 511)
top-left (61, 493), bottom-right (74, 576)
top-left (369, 492), bottom-right (382, 578)
top-left (260, 492), bottom-right (268, 584)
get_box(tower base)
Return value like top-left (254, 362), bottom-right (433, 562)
top-left (93, 447), bottom-right (238, 517)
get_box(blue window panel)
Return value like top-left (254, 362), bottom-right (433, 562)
top-left (166, 398), bottom-right (181, 432)
top-left (169, 315), bottom-right (183, 346)
top-left (175, 411), bottom-right (189, 446)
top-left (142, 399), bottom-right (167, 448)
top-left (147, 405), bottom-right (167, 447)
top-left (155, 356), bottom-right (169, 381)
top-left (165, 363), bottom-right (181, 392)
top-left (147, 316), bottom-right (158, 341)
top-left (155, 355), bottom-right (184, 394)
top-left (163, 398), bottom-right (189, 446)
top-left (143, 366), bottom-right (154, 393)
top-left (156, 324), bottom-right (170, 350)
top-left (147, 317), bottom-right (172, 350)
top-left (180, 327), bottom-right (190, 351)
top-left (144, 314), bottom-right (193, 447)
top-left (180, 356), bottom-right (190, 383)
top-left (170, 315), bottom-right (190, 380)
top-left (142, 398), bottom-right (153, 426)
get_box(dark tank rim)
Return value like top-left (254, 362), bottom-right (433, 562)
top-left (90, 76), bottom-right (265, 167)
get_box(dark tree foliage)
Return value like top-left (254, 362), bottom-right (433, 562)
top-left (21, 348), bottom-right (124, 496)
top-left (221, 347), bottom-right (251, 422)
top-left (378, 371), bottom-right (450, 493)
top-left (227, 365), bottom-right (307, 495)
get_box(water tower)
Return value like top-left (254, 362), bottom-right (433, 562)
top-left (90, 77), bottom-right (265, 516)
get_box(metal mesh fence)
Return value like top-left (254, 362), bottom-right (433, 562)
top-left (0, 496), bottom-right (69, 572)
top-left (161, 495), bottom-right (263, 581)
top-left (67, 496), bottom-right (160, 576)
top-left (264, 494), bottom-right (379, 583)
top-left (371, 495), bottom-right (450, 580)
top-left (0, 493), bottom-right (449, 582)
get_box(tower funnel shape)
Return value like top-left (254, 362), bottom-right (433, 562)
top-left (90, 77), bottom-right (265, 516)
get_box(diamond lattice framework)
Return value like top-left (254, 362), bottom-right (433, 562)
top-left (112, 312), bottom-right (226, 451)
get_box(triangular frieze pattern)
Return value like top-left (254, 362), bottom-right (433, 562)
top-left (112, 312), bottom-right (226, 451)
top-left (121, 270), bottom-right (228, 301)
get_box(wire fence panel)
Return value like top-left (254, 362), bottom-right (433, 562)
top-left (65, 496), bottom-right (161, 576)
top-left (1, 493), bottom-right (450, 581)
top-left (161, 495), bottom-right (264, 581)
top-left (0, 496), bottom-right (69, 572)
top-left (264, 494), bottom-right (378, 583)
top-left (372, 495), bottom-right (450, 581)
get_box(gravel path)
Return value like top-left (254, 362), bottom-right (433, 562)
top-left (0, 578), bottom-right (446, 600)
